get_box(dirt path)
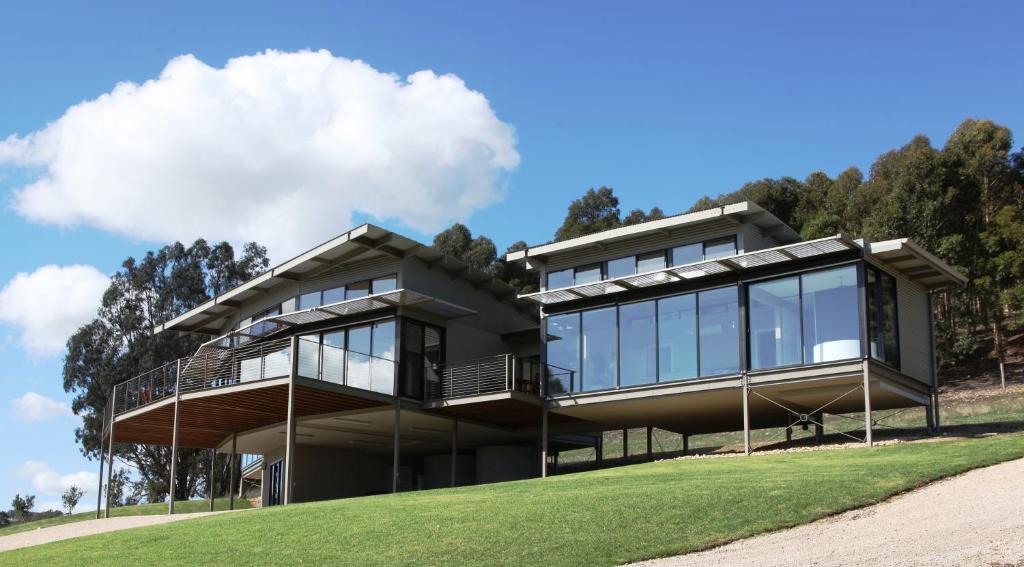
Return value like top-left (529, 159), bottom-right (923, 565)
top-left (0, 511), bottom-right (229, 553)
top-left (633, 457), bottom-right (1024, 567)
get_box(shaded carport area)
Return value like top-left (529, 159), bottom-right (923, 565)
top-left (543, 359), bottom-right (934, 459)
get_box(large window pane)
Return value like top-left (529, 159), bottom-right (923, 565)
top-left (749, 277), bottom-right (801, 369)
top-left (699, 287), bottom-right (739, 376)
top-left (606, 256), bottom-right (636, 279)
top-left (372, 275), bottom-right (398, 294)
top-left (297, 334), bottom-right (321, 379)
top-left (545, 313), bottom-right (580, 393)
top-left (547, 268), bottom-right (573, 290)
top-left (400, 321), bottom-right (423, 398)
top-left (658, 294), bottom-right (697, 381)
top-left (322, 287), bottom-right (344, 305)
top-left (637, 252), bottom-right (666, 273)
top-left (575, 264), bottom-right (602, 285)
top-left (802, 266), bottom-right (860, 363)
top-left (346, 325), bottom-right (372, 390)
top-left (372, 321), bottom-right (396, 395)
top-left (321, 331), bottom-right (345, 384)
top-left (620, 301), bottom-right (656, 386)
top-left (670, 243), bottom-right (703, 266)
top-left (346, 281), bottom-right (370, 300)
top-left (866, 268), bottom-right (881, 359)
top-left (298, 291), bottom-right (321, 310)
top-left (582, 307), bottom-right (617, 391)
top-left (880, 272), bottom-right (900, 368)
top-left (704, 237), bottom-right (737, 260)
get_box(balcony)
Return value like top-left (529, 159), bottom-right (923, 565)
top-left (426, 355), bottom-right (542, 401)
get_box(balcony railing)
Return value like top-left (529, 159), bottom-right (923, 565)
top-left (426, 355), bottom-right (542, 401)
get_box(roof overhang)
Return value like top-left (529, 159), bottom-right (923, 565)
top-left (518, 235), bottom-right (857, 306)
top-left (863, 238), bottom-right (967, 289)
top-left (506, 202), bottom-right (801, 268)
top-left (155, 224), bottom-right (529, 336)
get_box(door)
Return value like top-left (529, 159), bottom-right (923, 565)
top-left (267, 459), bottom-right (283, 506)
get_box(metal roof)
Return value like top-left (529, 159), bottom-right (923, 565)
top-left (506, 202), bottom-right (801, 265)
top-left (517, 235), bottom-right (966, 306)
top-left (155, 224), bottom-right (526, 335)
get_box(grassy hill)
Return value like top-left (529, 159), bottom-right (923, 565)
top-left (0, 498), bottom-right (250, 538)
top-left (2, 434), bottom-right (1023, 566)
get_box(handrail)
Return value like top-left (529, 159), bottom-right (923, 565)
top-left (426, 355), bottom-right (542, 401)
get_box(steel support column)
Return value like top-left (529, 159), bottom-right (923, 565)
top-left (284, 336), bottom-right (298, 505)
top-left (168, 359), bottom-right (182, 515)
top-left (622, 429), bottom-right (628, 459)
top-left (682, 434), bottom-right (688, 456)
top-left (392, 401), bottom-right (401, 493)
top-left (646, 426), bottom-right (653, 461)
top-left (934, 390), bottom-right (942, 433)
top-left (785, 426), bottom-right (793, 447)
top-left (596, 433), bottom-right (603, 466)
top-left (228, 433), bottom-right (237, 511)
top-left (104, 423), bottom-right (115, 518)
top-left (95, 442), bottom-right (105, 519)
top-left (540, 408), bottom-right (548, 478)
top-left (450, 418), bottom-right (458, 488)
top-left (209, 449), bottom-right (216, 512)
top-left (863, 360), bottom-right (873, 446)
top-left (742, 375), bottom-right (751, 456)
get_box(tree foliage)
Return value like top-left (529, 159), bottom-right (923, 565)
top-left (11, 494), bottom-right (34, 522)
top-left (61, 485), bottom-right (84, 515)
top-left (63, 239), bottom-right (269, 501)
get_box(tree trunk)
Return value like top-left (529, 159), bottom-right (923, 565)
top-left (991, 310), bottom-right (1007, 389)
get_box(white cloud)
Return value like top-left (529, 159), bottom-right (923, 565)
top-left (0, 265), bottom-right (109, 357)
top-left (10, 392), bottom-right (73, 421)
top-left (1, 49), bottom-right (520, 258)
top-left (12, 461), bottom-right (96, 500)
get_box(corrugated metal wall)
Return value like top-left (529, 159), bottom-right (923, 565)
top-left (897, 275), bottom-right (933, 385)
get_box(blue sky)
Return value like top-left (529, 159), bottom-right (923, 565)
top-left (1, 1), bottom-right (1021, 512)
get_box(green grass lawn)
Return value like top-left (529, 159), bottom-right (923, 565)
top-left (0, 498), bottom-right (250, 538)
top-left (3, 434), bottom-right (1023, 566)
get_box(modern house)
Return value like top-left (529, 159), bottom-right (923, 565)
top-left (96, 201), bottom-right (965, 515)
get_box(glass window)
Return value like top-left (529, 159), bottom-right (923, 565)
top-left (575, 264), bottom-right (602, 285)
top-left (637, 251), bottom-right (666, 273)
top-left (346, 280), bottom-right (370, 300)
top-left (281, 297), bottom-right (297, 314)
top-left (606, 256), bottom-right (636, 279)
top-left (582, 307), bottom-right (617, 391)
top-left (546, 268), bottom-right (573, 290)
top-left (298, 291), bottom-right (321, 310)
top-left (704, 237), bottom-right (737, 260)
top-left (880, 270), bottom-right (900, 368)
top-left (371, 321), bottom-right (396, 395)
top-left (346, 325), bottom-right (372, 390)
top-left (698, 287), bottom-right (739, 376)
top-left (322, 287), bottom-right (344, 305)
top-left (545, 313), bottom-right (580, 393)
top-left (658, 294), bottom-right (697, 381)
top-left (802, 266), bottom-right (861, 363)
top-left (321, 331), bottom-right (345, 384)
top-left (372, 275), bottom-right (398, 294)
top-left (670, 243), bottom-right (703, 266)
top-left (749, 277), bottom-right (802, 369)
top-left (297, 334), bottom-right (321, 380)
top-left (619, 301), bottom-right (657, 386)
top-left (866, 268), bottom-right (880, 360)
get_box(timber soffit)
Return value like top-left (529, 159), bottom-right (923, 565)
top-left (154, 224), bottom-right (529, 336)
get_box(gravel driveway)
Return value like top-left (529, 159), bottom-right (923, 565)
top-left (633, 457), bottom-right (1024, 567)
top-left (0, 511), bottom-right (227, 553)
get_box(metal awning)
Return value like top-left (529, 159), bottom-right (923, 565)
top-left (865, 238), bottom-right (968, 289)
top-left (518, 236), bottom-right (858, 306)
top-left (198, 289), bottom-right (475, 353)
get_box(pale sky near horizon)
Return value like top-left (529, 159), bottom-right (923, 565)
top-left (1, 0), bottom-right (1021, 511)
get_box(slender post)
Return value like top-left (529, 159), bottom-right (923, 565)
top-left (209, 448), bottom-right (216, 512)
top-left (785, 426), bottom-right (793, 447)
top-left (742, 375), bottom-right (751, 456)
top-left (596, 433), bottom-right (603, 466)
top-left (925, 398), bottom-right (935, 435)
top-left (934, 390), bottom-right (942, 433)
top-left (682, 434), bottom-right (689, 456)
top-left (450, 418), bottom-right (458, 488)
top-left (95, 442), bottom-right (105, 519)
top-left (814, 413), bottom-right (824, 444)
top-left (622, 429), bottom-right (628, 459)
top-left (229, 433), bottom-right (237, 510)
top-left (105, 421), bottom-right (115, 518)
top-left (392, 401), bottom-right (401, 493)
top-left (284, 336), bottom-right (298, 504)
top-left (168, 359), bottom-right (182, 515)
top-left (540, 408), bottom-right (548, 478)
top-left (863, 359), bottom-right (873, 446)
top-left (646, 426), bottom-right (653, 461)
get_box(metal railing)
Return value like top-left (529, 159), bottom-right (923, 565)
top-left (543, 364), bottom-right (577, 395)
top-left (426, 355), bottom-right (542, 400)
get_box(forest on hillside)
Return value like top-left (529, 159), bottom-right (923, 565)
top-left (435, 118), bottom-right (1024, 379)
